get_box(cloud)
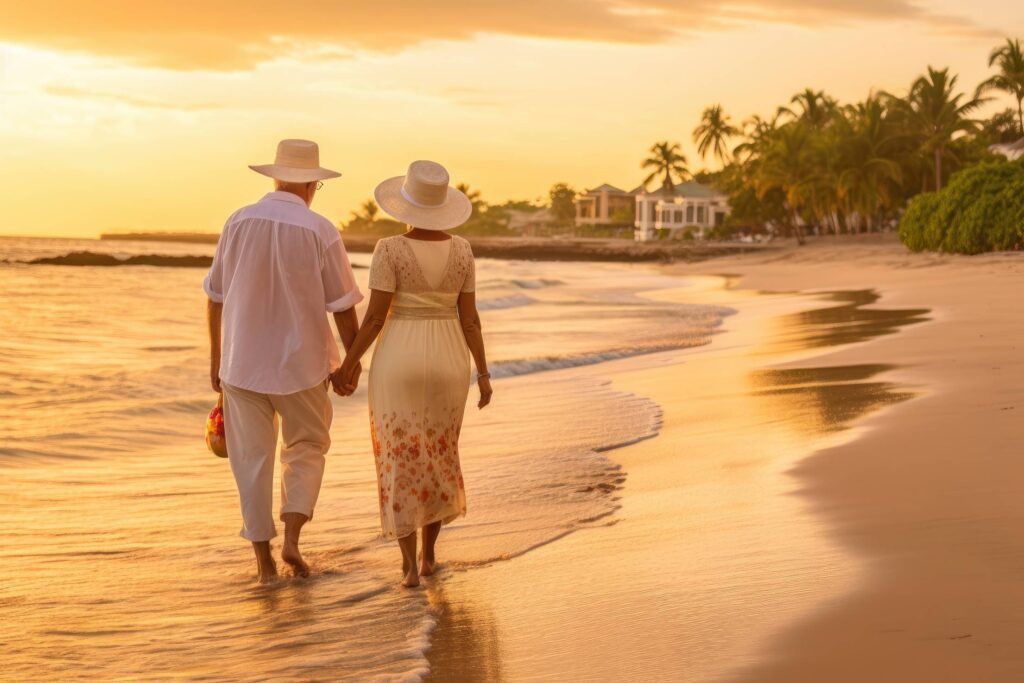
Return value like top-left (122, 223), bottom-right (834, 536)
top-left (43, 85), bottom-right (221, 111)
top-left (0, 1), bottom-right (1002, 70)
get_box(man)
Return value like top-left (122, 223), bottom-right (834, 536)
top-left (204, 139), bottom-right (363, 583)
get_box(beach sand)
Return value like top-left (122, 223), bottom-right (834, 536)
top-left (425, 237), bottom-right (1024, 681)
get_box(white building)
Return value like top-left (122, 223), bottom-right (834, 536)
top-left (990, 138), bottom-right (1024, 161)
top-left (634, 181), bottom-right (730, 241)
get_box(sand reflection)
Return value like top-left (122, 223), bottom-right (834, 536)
top-left (425, 580), bottom-right (504, 682)
top-left (750, 364), bottom-right (914, 435)
top-left (763, 289), bottom-right (929, 354)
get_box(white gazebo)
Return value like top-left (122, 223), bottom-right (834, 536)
top-left (634, 181), bottom-right (730, 241)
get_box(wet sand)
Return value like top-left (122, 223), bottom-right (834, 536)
top-left (425, 240), bottom-right (1024, 681)
top-left (698, 242), bottom-right (1024, 681)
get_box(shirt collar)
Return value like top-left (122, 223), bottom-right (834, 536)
top-left (262, 191), bottom-right (308, 206)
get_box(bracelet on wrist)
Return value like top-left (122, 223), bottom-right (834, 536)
top-left (477, 372), bottom-right (490, 379)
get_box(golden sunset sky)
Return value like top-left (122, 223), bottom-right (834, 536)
top-left (1, 1), bottom-right (1022, 237)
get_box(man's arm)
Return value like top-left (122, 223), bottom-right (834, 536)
top-left (208, 299), bottom-right (223, 392)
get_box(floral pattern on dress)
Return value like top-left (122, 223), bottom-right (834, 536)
top-left (371, 406), bottom-right (467, 539)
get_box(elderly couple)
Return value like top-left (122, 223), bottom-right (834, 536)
top-left (204, 139), bottom-right (492, 587)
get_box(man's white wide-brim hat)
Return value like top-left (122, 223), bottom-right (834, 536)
top-left (374, 160), bottom-right (472, 231)
top-left (249, 139), bottom-right (342, 183)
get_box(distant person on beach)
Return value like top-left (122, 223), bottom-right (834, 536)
top-left (204, 139), bottom-right (363, 583)
top-left (334, 160), bottom-right (492, 587)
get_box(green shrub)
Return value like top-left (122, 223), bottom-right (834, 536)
top-left (898, 159), bottom-right (1024, 254)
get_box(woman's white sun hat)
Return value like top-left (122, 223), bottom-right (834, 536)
top-left (249, 139), bottom-right (342, 183)
top-left (374, 160), bottom-right (472, 231)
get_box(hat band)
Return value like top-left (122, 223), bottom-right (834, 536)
top-left (400, 185), bottom-right (446, 209)
top-left (275, 153), bottom-right (318, 169)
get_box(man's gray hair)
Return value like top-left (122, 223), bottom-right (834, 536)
top-left (274, 179), bottom-right (312, 192)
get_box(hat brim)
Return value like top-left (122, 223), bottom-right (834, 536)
top-left (373, 176), bottom-right (473, 231)
top-left (249, 164), bottom-right (342, 183)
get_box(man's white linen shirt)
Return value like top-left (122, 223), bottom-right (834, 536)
top-left (203, 191), bottom-right (363, 394)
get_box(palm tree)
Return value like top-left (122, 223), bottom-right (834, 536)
top-left (693, 105), bottom-right (740, 166)
top-left (353, 199), bottom-right (378, 223)
top-left (641, 141), bottom-right (690, 193)
top-left (753, 122), bottom-right (816, 244)
top-left (455, 183), bottom-right (485, 214)
top-left (780, 88), bottom-right (837, 129)
top-left (835, 97), bottom-right (903, 231)
top-left (733, 113), bottom-right (780, 163)
top-left (979, 38), bottom-right (1024, 137)
top-left (889, 66), bottom-right (986, 191)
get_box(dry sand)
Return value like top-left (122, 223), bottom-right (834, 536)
top-left (425, 237), bottom-right (1024, 681)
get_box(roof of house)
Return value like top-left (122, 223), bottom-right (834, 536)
top-left (640, 181), bottom-right (724, 199)
top-left (581, 183), bottom-right (632, 196)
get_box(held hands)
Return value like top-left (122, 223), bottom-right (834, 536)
top-left (477, 374), bottom-right (493, 409)
top-left (330, 362), bottom-right (362, 397)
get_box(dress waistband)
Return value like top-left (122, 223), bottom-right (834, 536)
top-left (389, 306), bottom-right (458, 321)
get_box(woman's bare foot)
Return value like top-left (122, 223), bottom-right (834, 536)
top-left (397, 532), bottom-right (419, 587)
top-left (418, 552), bottom-right (436, 577)
top-left (401, 569), bottom-right (420, 588)
top-left (282, 541), bottom-right (310, 578)
top-left (419, 521), bottom-right (441, 577)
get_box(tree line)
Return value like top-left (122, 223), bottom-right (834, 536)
top-left (644, 38), bottom-right (1023, 244)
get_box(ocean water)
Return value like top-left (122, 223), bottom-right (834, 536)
top-left (0, 235), bottom-right (730, 680)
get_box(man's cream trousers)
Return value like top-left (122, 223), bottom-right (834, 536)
top-left (222, 381), bottom-right (333, 542)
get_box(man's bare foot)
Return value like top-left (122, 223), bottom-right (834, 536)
top-left (401, 569), bottom-right (420, 588)
top-left (282, 542), bottom-right (310, 578)
top-left (257, 561), bottom-right (279, 585)
top-left (253, 541), bottom-right (278, 584)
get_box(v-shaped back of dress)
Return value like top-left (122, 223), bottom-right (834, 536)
top-left (402, 237), bottom-right (452, 290)
top-left (368, 234), bottom-right (476, 319)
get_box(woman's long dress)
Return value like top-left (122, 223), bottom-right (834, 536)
top-left (367, 235), bottom-right (475, 539)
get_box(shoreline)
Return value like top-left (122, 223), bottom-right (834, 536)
top-left (98, 231), bottom-right (775, 263)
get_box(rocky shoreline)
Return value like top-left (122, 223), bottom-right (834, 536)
top-left (100, 232), bottom-right (771, 263)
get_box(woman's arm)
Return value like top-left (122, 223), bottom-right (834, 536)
top-left (457, 291), bottom-right (492, 409)
top-left (332, 288), bottom-right (393, 396)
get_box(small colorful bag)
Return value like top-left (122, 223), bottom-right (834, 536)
top-left (205, 394), bottom-right (228, 458)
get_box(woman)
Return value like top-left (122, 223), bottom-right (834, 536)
top-left (334, 160), bottom-right (492, 588)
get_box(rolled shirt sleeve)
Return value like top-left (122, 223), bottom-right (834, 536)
top-left (323, 237), bottom-right (364, 312)
top-left (203, 236), bottom-right (225, 303)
